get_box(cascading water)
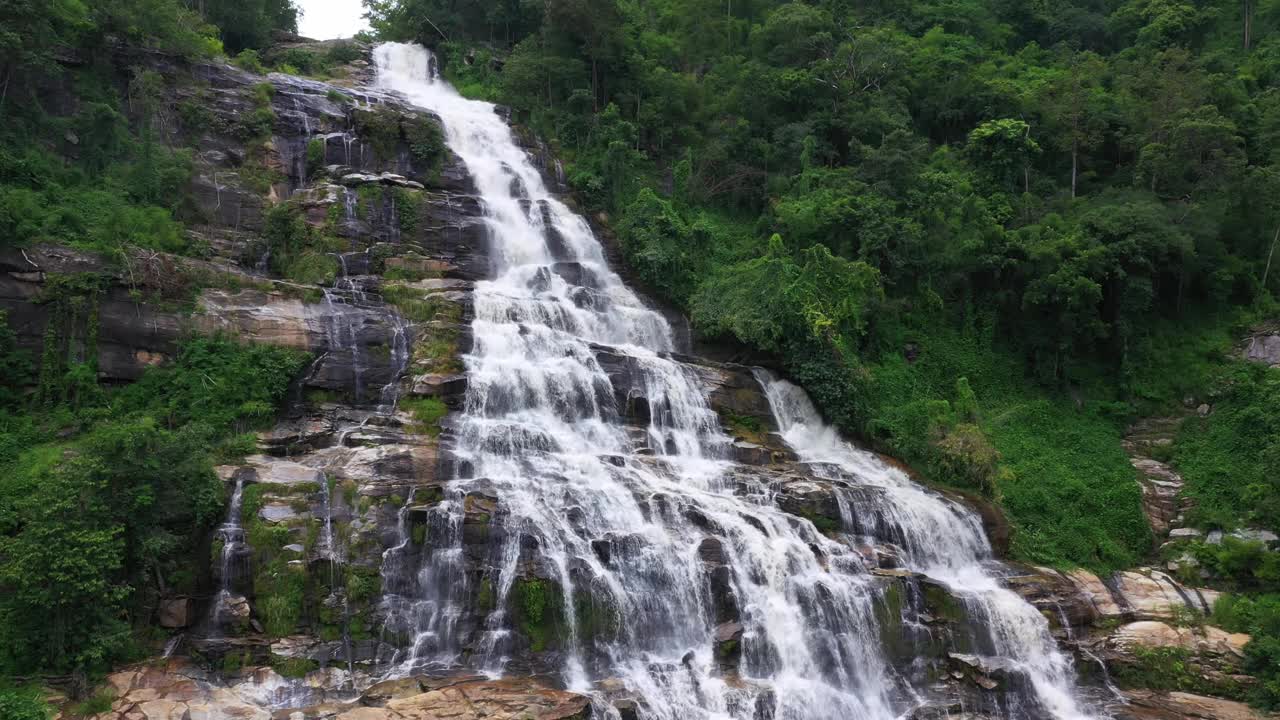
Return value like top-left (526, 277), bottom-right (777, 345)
top-left (208, 476), bottom-right (248, 634)
top-left (371, 41), bottom-right (1105, 720)
top-left (757, 370), bottom-right (1106, 719)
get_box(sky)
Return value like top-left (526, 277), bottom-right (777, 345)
top-left (297, 0), bottom-right (371, 40)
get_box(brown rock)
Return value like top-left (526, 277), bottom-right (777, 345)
top-left (157, 598), bottom-right (193, 629)
top-left (1120, 690), bottom-right (1273, 720)
top-left (384, 677), bottom-right (590, 720)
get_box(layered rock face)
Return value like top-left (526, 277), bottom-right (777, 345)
top-left (26, 42), bottom-right (1273, 720)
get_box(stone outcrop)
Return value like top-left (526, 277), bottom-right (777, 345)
top-left (1108, 620), bottom-right (1249, 662)
top-left (1118, 690), bottom-right (1273, 720)
top-left (74, 662), bottom-right (589, 720)
top-left (1244, 323), bottom-right (1280, 367)
top-left (1122, 417), bottom-right (1191, 541)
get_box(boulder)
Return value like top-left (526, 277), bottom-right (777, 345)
top-left (1110, 569), bottom-right (1219, 619)
top-left (157, 598), bottom-right (193, 629)
top-left (1063, 568), bottom-right (1125, 620)
top-left (1244, 331), bottom-right (1280, 367)
top-left (1110, 620), bottom-right (1250, 662)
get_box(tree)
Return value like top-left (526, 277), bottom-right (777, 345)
top-left (1137, 105), bottom-right (1245, 200)
top-left (966, 119), bottom-right (1042, 194)
top-left (544, 0), bottom-right (624, 110)
top-left (0, 0), bottom-right (89, 109)
top-left (200, 0), bottom-right (297, 52)
top-left (1039, 51), bottom-right (1110, 198)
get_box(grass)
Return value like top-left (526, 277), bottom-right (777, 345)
top-left (1111, 645), bottom-right (1246, 699)
top-left (401, 396), bottom-right (448, 436)
top-left (70, 690), bottom-right (115, 717)
top-left (1173, 361), bottom-right (1280, 532)
top-left (381, 283), bottom-right (465, 325)
top-left (985, 396), bottom-right (1150, 572)
top-left (860, 317), bottom-right (1152, 574)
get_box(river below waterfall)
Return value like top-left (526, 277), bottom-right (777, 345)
top-left (367, 41), bottom-right (1108, 720)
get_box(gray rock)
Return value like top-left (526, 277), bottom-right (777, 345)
top-left (1244, 332), bottom-right (1280, 367)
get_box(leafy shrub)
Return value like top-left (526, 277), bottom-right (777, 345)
top-left (232, 50), bottom-right (267, 75)
top-left (0, 337), bottom-right (307, 674)
top-left (1175, 362), bottom-right (1280, 533)
top-left (0, 687), bottom-right (49, 720)
top-left (402, 396), bottom-right (447, 436)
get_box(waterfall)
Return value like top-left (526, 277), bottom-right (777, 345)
top-left (756, 370), bottom-right (1102, 719)
top-left (370, 42), bottom-right (1105, 720)
top-left (207, 475), bottom-right (248, 634)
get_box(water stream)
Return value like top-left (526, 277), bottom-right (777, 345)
top-left (208, 476), bottom-right (247, 634)
top-left (369, 41), bottom-right (1105, 720)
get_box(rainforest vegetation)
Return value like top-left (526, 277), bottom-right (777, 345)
top-left (362, 1), bottom-right (1280, 705)
top-left (365, 0), bottom-right (1280, 569)
top-left (0, 0), bottom-right (1278, 710)
top-left (0, 0), bottom-right (308, 694)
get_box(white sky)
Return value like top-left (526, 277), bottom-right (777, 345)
top-left (297, 0), bottom-right (371, 40)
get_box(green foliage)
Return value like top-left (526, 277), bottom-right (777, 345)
top-left (262, 204), bottom-right (340, 285)
top-left (115, 337), bottom-right (308, 430)
top-left (401, 396), bottom-right (447, 436)
top-left (271, 656), bottom-right (318, 679)
top-left (0, 687), bottom-right (51, 720)
top-left (1174, 362), bottom-right (1280, 532)
top-left (71, 689), bottom-right (116, 716)
top-left (1214, 593), bottom-right (1280, 709)
top-left (306, 138), bottom-right (327, 176)
top-left (1188, 538), bottom-right (1280, 592)
top-left (1112, 645), bottom-right (1245, 699)
top-left (404, 117), bottom-right (445, 175)
top-left (0, 337), bottom-right (306, 675)
top-left (352, 106), bottom-right (409, 161)
top-left (381, 283), bottom-right (464, 325)
top-left (515, 578), bottom-right (559, 652)
top-left (232, 50), bottom-right (267, 75)
top-left (0, 311), bottom-right (33, 410)
top-left (200, 0), bottom-right (298, 52)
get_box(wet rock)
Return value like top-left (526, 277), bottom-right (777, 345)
top-left (1110, 569), bottom-right (1219, 619)
top-left (1063, 568), bottom-right (1125, 620)
top-left (729, 440), bottom-right (775, 465)
top-left (1129, 457), bottom-right (1185, 539)
top-left (698, 537), bottom-right (726, 565)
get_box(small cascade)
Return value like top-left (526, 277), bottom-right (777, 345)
top-left (318, 251), bottom-right (411, 410)
top-left (318, 474), bottom-right (340, 566)
top-left (343, 132), bottom-right (356, 167)
top-left (207, 476), bottom-right (248, 635)
top-left (162, 634), bottom-right (184, 659)
top-left (343, 187), bottom-right (359, 223)
top-left (756, 370), bottom-right (1105, 719)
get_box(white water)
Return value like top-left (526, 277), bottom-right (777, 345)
top-left (371, 42), bottom-right (1103, 720)
top-left (759, 372), bottom-right (1102, 719)
top-left (208, 476), bottom-right (247, 634)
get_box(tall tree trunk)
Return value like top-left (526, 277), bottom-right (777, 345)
top-left (1244, 0), bottom-right (1254, 50)
top-left (1071, 140), bottom-right (1078, 199)
top-left (592, 56), bottom-right (600, 112)
top-left (1262, 223), bottom-right (1280, 292)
